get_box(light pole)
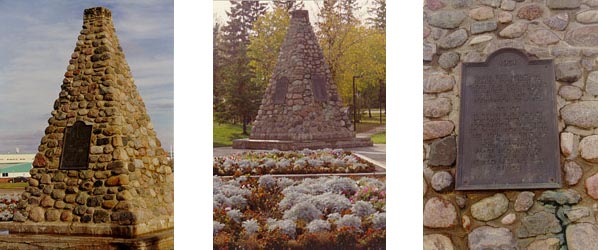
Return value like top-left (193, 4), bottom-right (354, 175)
top-left (352, 75), bottom-right (362, 132)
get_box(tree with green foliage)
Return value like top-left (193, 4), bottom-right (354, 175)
top-left (273, 0), bottom-right (304, 12)
top-left (367, 0), bottom-right (386, 31)
top-left (217, 1), bottom-right (267, 134)
top-left (247, 8), bottom-right (291, 95)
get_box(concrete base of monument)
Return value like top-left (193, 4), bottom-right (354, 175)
top-left (0, 227), bottom-right (173, 250)
top-left (232, 137), bottom-right (373, 150)
top-left (0, 216), bottom-right (173, 238)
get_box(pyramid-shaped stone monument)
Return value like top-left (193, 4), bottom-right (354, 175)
top-left (2, 7), bottom-right (173, 239)
top-left (233, 10), bottom-right (372, 150)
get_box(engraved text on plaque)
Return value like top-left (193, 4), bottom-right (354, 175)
top-left (59, 121), bottom-right (92, 170)
top-left (456, 48), bottom-right (561, 190)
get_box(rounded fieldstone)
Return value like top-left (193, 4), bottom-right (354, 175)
top-left (565, 207), bottom-right (591, 222)
top-left (424, 97), bottom-right (452, 118)
top-left (561, 102), bottom-right (598, 129)
top-left (479, 0), bottom-right (500, 7)
top-left (555, 61), bottom-right (582, 82)
top-left (501, 213), bottom-right (516, 225)
top-left (566, 26), bottom-right (598, 46)
top-left (424, 73), bottom-right (454, 93)
top-left (470, 21), bottom-right (497, 35)
top-left (585, 173), bottom-right (598, 199)
top-left (425, 0), bottom-right (445, 10)
top-left (423, 234), bottom-right (454, 250)
top-left (438, 52), bottom-right (460, 70)
top-left (580, 135), bottom-right (598, 162)
top-left (428, 10), bottom-right (467, 29)
top-left (517, 5), bottom-right (544, 20)
top-left (544, 13), bottom-right (569, 31)
top-left (60, 211), bottom-right (73, 222)
top-left (424, 42), bottom-right (436, 62)
top-left (45, 209), bottom-right (61, 222)
top-left (518, 211), bottom-right (562, 238)
top-left (561, 132), bottom-right (578, 158)
top-left (423, 197), bottom-right (457, 228)
top-left (41, 195), bottom-right (55, 208)
top-left (471, 193), bottom-right (509, 221)
top-left (499, 22), bottom-right (527, 38)
top-left (547, 0), bottom-right (581, 9)
top-left (428, 136), bottom-right (456, 166)
top-left (40, 174), bottom-right (51, 184)
top-left (447, 0), bottom-right (473, 8)
top-left (585, 71), bottom-right (598, 96)
top-left (566, 223), bottom-right (598, 250)
top-left (538, 189), bottom-right (581, 205)
top-left (438, 29), bottom-right (468, 49)
top-left (577, 10), bottom-right (598, 24)
top-left (558, 85), bottom-right (582, 100)
top-left (527, 238), bottom-right (560, 250)
top-left (29, 207), bottom-right (45, 222)
top-left (431, 171), bottom-right (453, 192)
top-left (528, 30), bottom-right (560, 45)
top-left (423, 121), bottom-right (454, 140)
top-left (469, 6), bottom-right (494, 20)
top-left (456, 195), bottom-right (467, 209)
top-left (565, 161), bottom-right (583, 186)
top-left (468, 226), bottom-right (516, 250)
top-left (469, 35), bottom-right (493, 45)
top-left (501, 0), bottom-right (516, 10)
top-left (498, 11), bottom-right (513, 23)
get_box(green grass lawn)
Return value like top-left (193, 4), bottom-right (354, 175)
top-left (214, 123), bottom-right (250, 147)
top-left (0, 182), bottom-right (28, 189)
top-left (355, 110), bottom-right (385, 133)
top-left (371, 132), bottom-right (386, 144)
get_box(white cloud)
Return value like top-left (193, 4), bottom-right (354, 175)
top-left (0, 1), bottom-right (173, 153)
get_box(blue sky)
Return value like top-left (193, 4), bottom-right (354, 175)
top-left (0, 1), bottom-right (173, 153)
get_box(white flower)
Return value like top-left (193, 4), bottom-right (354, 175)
top-left (264, 158), bottom-right (276, 168)
top-left (258, 175), bottom-right (276, 189)
top-left (276, 177), bottom-right (295, 189)
top-left (242, 219), bottom-right (260, 236)
top-left (283, 201), bottom-right (322, 222)
top-left (306, 219), bottom-right (331, 233)
top-left (213, 221), bottom-right (225, 235)
top-left (352, 201), bottom-right (375, 217)
top-left (226, 209), bottom-right (243, 223)
top-left (325, 177), bottom-right (358, 195)
top-left (311, 192), bottom-right (352, 213)
top-left (276, 219), bottom-right (297, 239)
top-left (327, 213), bottom-right (341, 222)
top-left (371, 212), bottom-right (386, 229)
top-left (336, 214), bottom-right (362, 231)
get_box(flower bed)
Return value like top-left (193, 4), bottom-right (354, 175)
top-left (213, 175), bottom-right (386, 248)
top-left (0, 194), bottom-right (19, 221)
top-left (213, 149), bottom-right (376, 176)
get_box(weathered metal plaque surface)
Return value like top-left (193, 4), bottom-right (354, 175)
top-left (273, 77), bottom-right (289, 104)
top-left (456, 48), bottom-right (561, 190)
top-left (312, 74), bottom-right (328, 101)
top-left (59, 121), bottom-right (92, 170)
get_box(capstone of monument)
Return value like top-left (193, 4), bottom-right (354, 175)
top-left (232, 10), bottom-right (372, 150)
top-left (0, 7), bottom-right (173, 247)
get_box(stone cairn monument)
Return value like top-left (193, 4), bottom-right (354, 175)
top-left (2, 7), bottom-right (173, 241)
top-left (233, 10), bottom-right (372, 150)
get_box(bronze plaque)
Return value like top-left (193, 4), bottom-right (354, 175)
top-left (312, 74), bottom-right (328, 101)
top-left (273, 77), bottom-right (289, 104)
top-left (456, 48), bottom-right (561, 190)
top-left (59, 121), bottom-right (92, 170)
